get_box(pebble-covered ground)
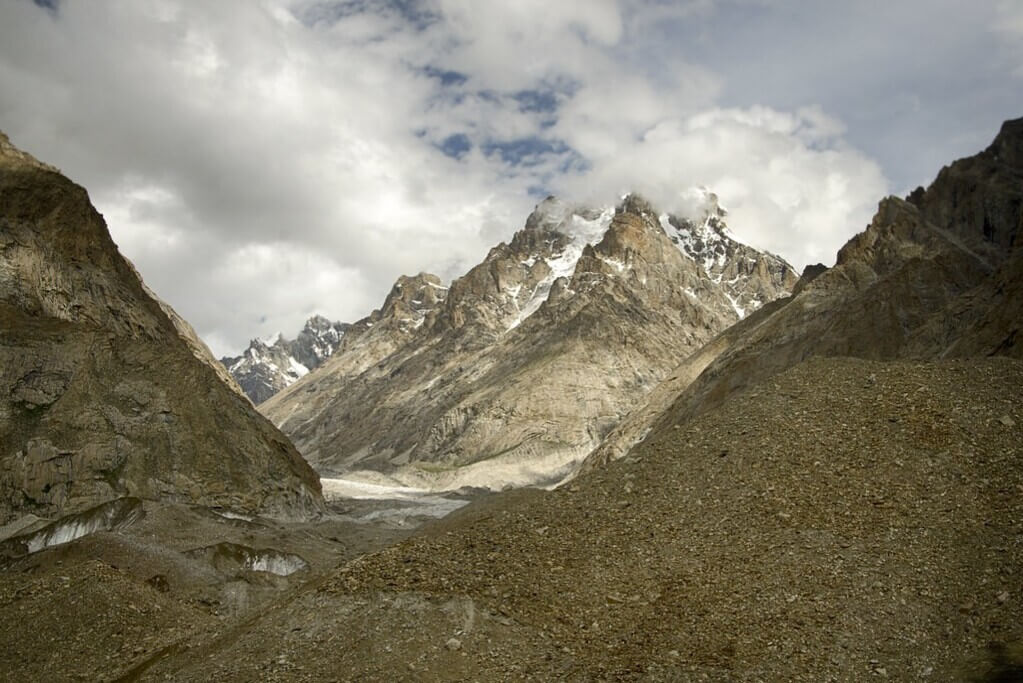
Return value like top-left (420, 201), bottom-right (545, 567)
top-left (137, 356), bottom-right (1022, 681)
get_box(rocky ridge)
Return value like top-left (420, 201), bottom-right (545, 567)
top-left (221, 315), bottom-right (349, 405)
top-left (584, 116), bottom-right (1023, 472)
top-left (262, 192), bottom-right (796, 490)
top-left (0, 131), bottom-right (324, 523)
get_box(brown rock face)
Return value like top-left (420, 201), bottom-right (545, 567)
top-left (262, 194), bottom-right (795, 490)
top-left (0, 132), bottom-right (323, 523)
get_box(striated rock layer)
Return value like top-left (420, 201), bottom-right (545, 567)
top-left (0, 132), bottom-right (323, 523)
top-left (263, 192), bottom-right (795, 490)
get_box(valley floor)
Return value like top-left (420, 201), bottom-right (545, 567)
top-left (1, 356), bottom-right (1021, 681)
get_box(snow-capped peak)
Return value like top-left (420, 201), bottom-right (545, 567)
top-left (507, 205), bottom-right (614, 330)
top-left (221, 314), bottom-right (349, 404)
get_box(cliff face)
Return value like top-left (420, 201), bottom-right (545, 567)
top-left (0, 132), bottom-right (324, 523)
top-left (262, 193), bottom-right (795, 490)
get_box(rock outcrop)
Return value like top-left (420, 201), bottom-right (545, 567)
top-left (262, 192), bottom-right (795, 489)
top-left (0, 132), bottom-right (324, 523)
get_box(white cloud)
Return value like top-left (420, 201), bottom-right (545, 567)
top-left (994, 0), bottom-right (1023, 76)
top-left (552, 105), bottom-right (887, 269)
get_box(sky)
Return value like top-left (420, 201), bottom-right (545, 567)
top-left (1, 0), bottom-right (1021, 356)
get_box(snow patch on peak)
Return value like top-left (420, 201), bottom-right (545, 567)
top-left (597, 254), bottom-right (628, 273)
top-left (724, 291), bottom-right (746, 319)
top-left (507, 207), bottom-right (614, 331)
top-left (289, 357), bottom-right (310, 378)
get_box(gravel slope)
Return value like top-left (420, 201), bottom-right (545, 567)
top-left (146, 356), bottom-right (1023, 681)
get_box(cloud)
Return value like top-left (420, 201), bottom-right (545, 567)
top-left (552, 105), bottom-right (886, 268)
top-left (994, 0), bottom-right (1023, 76)
top-left (0, 0), bottom-right (1019, 355)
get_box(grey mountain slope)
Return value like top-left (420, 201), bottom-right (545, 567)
top-left (0, 132), bottom-right (324, 522)
top-left (263, 194), bottom-right (795, 489)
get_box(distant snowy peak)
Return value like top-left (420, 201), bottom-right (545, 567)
top-left (475, 190), bottom-right (795, 334)
top-left (221, 315), bottom-right (349, 404)
top-left (657, 188), bottom-right (796, 318)
top-left (292, 314), bottom-right (348, 368)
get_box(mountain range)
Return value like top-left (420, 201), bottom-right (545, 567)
top-left (221, 315), bottom-right (348, 405)
top-left (0, 118), bottom-right (1020, 681)
top-left (175, 115), bottom-right (1021, 682)
top-left (258, 191), bottom-right (796, 490)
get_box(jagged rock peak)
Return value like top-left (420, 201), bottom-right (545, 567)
top-left (222, 314), bottom-right (349, 404)
top-left (989, 116), bottom-right (1023, 168)
top-left (616, 193), bottom-right (658, 220)
top-left (524, 196), bottom-right (573, 231)
top-left (380, 272), bottom-right (447, 329)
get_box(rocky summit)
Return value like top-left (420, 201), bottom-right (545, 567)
top-left (0, 132), bottom-right (324, 523)
top-left (222, 315), bottom-right (349, 405)
top-left (261, 192), bottom-right (796, 490)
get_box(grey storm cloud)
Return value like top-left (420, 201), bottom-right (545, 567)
top-left (0, 0), bottom-right (1020, 355)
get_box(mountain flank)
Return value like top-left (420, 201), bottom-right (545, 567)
top-left (0, 131), bottom-right (323, 522)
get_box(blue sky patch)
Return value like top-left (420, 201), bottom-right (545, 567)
top-left (481, 137), bottom-right (571, 167)
top-left (421, 66), bottom-right (468, 88)
top-left (438, 133), bottom-right (472, 160)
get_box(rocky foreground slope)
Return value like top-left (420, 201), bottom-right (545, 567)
top-left (0, 132), bottom-right (323, 522)
top-left (263, 193), bottom-right (795, 490)
top-left (132, 356), bottom-right (1022, 681)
